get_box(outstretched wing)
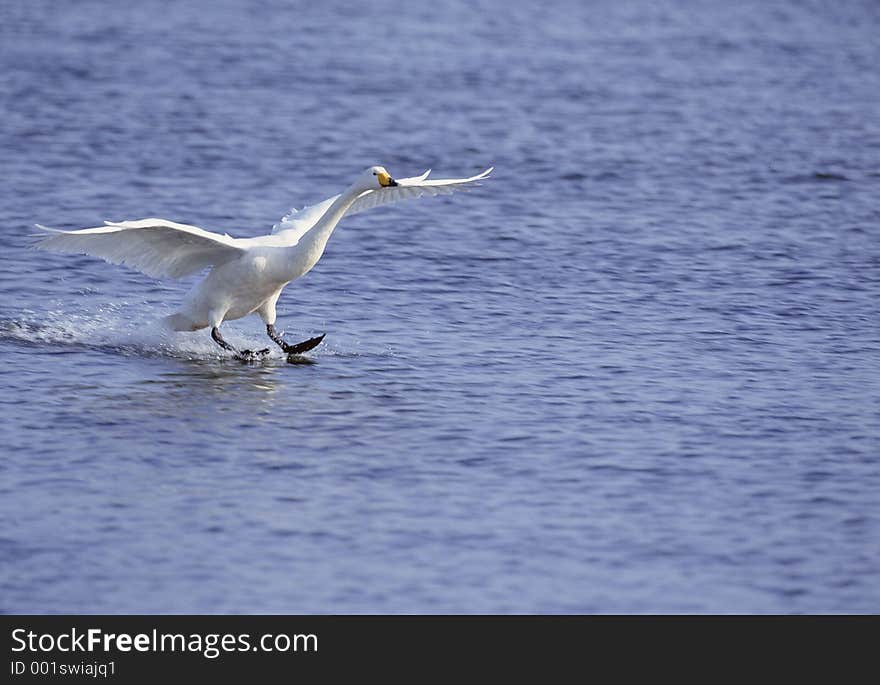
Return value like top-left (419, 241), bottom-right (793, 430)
top-left (272, 167), bottom-right (493, 241)
top-left (348, 167), bottom-right (493, 217)
top-left (34, 218), bottom-right (245, 279)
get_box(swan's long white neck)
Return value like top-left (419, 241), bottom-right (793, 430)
top-left (288, 182), bottom-right (365, 275)
top-left (307, 183), bottom-right (364, 245)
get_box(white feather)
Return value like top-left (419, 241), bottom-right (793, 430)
top-left (35, 218), bottom-right (244, 279)
top-left (272, 167), bottom-right (493, 242)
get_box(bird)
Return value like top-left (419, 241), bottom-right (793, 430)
top-left (35, 165), bottom-right (492, 359)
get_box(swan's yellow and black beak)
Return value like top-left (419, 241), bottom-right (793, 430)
top-left (377, 171), bottom-right (398, 187)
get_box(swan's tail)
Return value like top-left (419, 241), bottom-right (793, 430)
top-left (163, 313), bottom-right (200, 332)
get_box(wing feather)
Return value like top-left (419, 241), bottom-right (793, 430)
top-left (347, 167), bottom-right (493, 217)
top-left (272, 167), bottom-right (492, 240)
top-left (35, 218), bottom-right (245, 279)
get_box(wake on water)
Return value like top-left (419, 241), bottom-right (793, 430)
top-left (0, 302), bottom-right (350, 362)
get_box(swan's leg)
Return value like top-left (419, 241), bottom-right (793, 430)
top-left (211, 327), bottom-right (269, 359)
top-left (266, 324), bottom-right (326, 355)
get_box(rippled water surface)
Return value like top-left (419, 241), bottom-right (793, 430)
top-left (1, 1), bottom-right (879, 613)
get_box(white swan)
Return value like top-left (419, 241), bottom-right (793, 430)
top-left (35, 165), bottom-right (492, 357)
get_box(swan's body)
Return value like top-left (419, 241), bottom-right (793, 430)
top-left (36, 165), bottom-right (492, 357)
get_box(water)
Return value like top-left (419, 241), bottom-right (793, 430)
top-left (1, 0), bottom-right (878, 613)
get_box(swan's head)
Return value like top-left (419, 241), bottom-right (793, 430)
top-left (357, 165), bottom-right (398, 190)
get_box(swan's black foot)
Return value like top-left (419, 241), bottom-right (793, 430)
top-left (285, 334), bottom-right (325, 355)
top-left (235, 348), bottom-right (271, 361)
top-left (267, 324), bottom-right (325, 355)
top-left (211, 326), bottom-right (269, 360)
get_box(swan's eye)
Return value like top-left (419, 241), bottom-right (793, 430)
top-left (373, 172), bottom-right (377, 175)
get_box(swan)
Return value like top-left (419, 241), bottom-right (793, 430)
top-left (35, 165), bottom-right (492, 358)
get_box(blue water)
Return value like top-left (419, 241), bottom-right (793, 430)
top-left (1, 0), bottom-right (878, 613)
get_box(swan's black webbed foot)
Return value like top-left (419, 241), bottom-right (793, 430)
top-left (267, 324), bottom-right (325, 355)
top-left (236, 347), bottom-right (271, 361)
top-left (284, 334), bottom-right (325, 355)
top-left (211, 327), bottom-right (270, 360)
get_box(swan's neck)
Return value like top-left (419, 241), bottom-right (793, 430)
top-left (296, 183), bottom-right (363, 258)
